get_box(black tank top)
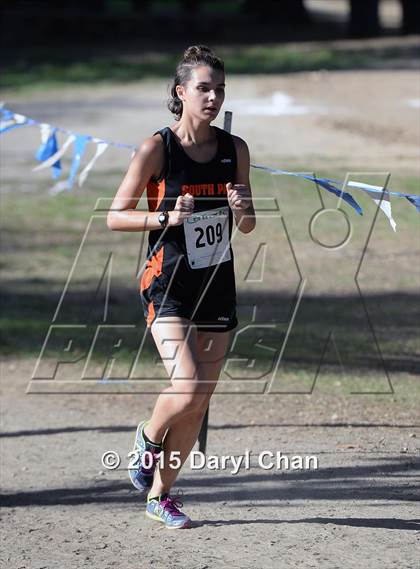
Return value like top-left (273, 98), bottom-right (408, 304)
top-left (143, 125), bottom-right (237, 300)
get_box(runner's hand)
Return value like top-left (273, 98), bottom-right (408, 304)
top-left (226, 183), bottom-right (252, 211)
top-left (168, 193), bottom-right (195, 226)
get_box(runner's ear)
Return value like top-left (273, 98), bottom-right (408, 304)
top-left (175, 84), bottom-right (186, 101)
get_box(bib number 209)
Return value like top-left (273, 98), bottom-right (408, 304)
top-left (195, 222), bottom-right (223, 248)
top-left (183, 206), bottom-right (231, 270)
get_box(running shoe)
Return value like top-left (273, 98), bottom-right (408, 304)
top-left (145, 492), bottom-right (191, 529)
top-left (128, 420), bottom-right (162, 492)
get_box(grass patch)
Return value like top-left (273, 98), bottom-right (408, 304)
top-left (1, 169), bottom-right (419, 380)
top-left (2, 42), bottom-right (419, 92)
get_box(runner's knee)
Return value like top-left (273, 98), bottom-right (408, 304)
top-left (174, 389), bottom-right (206, 414)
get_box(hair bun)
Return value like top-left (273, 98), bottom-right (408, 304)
top-left (183, 45), bottom-right (214, 61)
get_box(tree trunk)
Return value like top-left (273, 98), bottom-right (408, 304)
top-left (131, 0), bottom-right (152, 13)
top-left (400, 0), bottom-right (420, 34)
top-left (244, 0), bottom-right (310, 23)
top-left (349, 0), bottom-right (380, 38)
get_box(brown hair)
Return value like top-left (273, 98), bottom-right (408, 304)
top-left (168, 45), bottom-right (225, 121)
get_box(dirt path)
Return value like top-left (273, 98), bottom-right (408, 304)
top-left (1, 356), bottom-right (419, 569)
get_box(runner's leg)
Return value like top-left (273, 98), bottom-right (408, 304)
top-left (147, 324), bottom-right (231, 497)
top-left (149, 326), bottom-right (230, 496)
top-left (143, 317), bottom-right (203, 444)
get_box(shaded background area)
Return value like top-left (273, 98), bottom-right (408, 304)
top-left (1, 0), bottom-right (420, 89)
top-left (2, 0), bottom-right (420, 47)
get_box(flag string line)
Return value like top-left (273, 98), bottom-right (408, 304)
top-left (1, 105), bottom-right (419, 231)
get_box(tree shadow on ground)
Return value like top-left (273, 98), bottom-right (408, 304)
top-left (193, 517), bottom-right (420, 530)
top-left (1, 422), bottom-right (419, 439)
top-left (1, 458), bottom-right (419, 509)
top-left (2, 281), bottom-right (419, 377)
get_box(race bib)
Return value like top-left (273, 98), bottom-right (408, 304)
top-left (183, 206), bottom-right (232, 269)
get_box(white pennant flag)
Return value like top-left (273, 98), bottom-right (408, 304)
top-left (33, 134), bottom-right (76, 172)
top-left (49, 180), bottom-right (71, 195)
top-left (78, 140), bottom-right (108, 187)
top-left (39, 122), bottom-right (52, 143)
top-left (347, 181), bottom-right (397, 232)
top-left (0, 111), bottom-right (27, 133)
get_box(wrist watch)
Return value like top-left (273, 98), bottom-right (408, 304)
top-left (158, 210), bottom-right (169, 228)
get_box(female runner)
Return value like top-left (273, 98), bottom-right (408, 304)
top-left (107, 45), bottom-right (255, 529)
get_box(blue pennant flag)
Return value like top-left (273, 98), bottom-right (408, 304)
top-left (35, 127), bottom-right (61, 179)
top-left (405, 194), bottom-right (420, 213)
top-left (253, 165), bottom-right (364, 216)
top-left (0, 109), bottom-right (30, 134)
top-left (67, 135), bottom-right (89, 188)
top-left (302, 174), bottom-right (363, 216)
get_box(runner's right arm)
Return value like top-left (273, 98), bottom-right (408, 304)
top-left (107, 135), bottom-right (192, 232)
